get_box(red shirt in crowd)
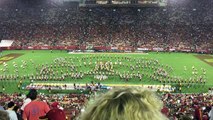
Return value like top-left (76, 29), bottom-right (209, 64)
top-left (202, 115), bottom-right (208, 120)
top-left (161, 107), bottom-right (169, 117)
top-left (194, 105), bottom-right (203, 120)
top-left (23, 100), bottom-right (50, 120)
top-left (46, 108), bottom-right (66, 120)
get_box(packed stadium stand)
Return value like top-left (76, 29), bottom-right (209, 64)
top-left (0, 0), bottom-right (212, 53)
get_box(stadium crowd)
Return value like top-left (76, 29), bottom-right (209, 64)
top-left (0, 88), bottom-right (212, 120)
top-left (0, 0), bottom-right (212, 51)
top-left (0, 91), bottom-right (90, 120)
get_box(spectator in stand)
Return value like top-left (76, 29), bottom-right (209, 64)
top-left (6, 101), bottom-right (18, 120)
top-left (0, 110), bottom-right (10, 120)
top-left (20, 94), bottom-right (31, 111)
top-left (0, 102), bottom-right (5, 110)
top-left (161, 104), bottom-right (170, 117)
top-left (22, 89), bottom-right (50, 120)
top-left (13, 106), bottom-right (22, 120)
top-left (209, 106), bottom-right (213, 120)
top-left (80, 87), bottom-right (168, 120)
top-left (40, 102), bottom-right (66, 120)
top-left (194, 104), bottom-right (203, 120)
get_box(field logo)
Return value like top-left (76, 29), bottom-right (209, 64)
top-left (204, 59), bottom-right (213, 63)
top-left (0, 54), bottom-right (23, 65)
top-left (195, 55), bottom-right (213, 67)
top-left (0, 56), bottom-right (14, 61)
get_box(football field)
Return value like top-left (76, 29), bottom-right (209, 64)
top-left (0, 50), bottom-right (212, 93)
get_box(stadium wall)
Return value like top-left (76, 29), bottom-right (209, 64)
top-left (0, 46), bottom-right (211, 54)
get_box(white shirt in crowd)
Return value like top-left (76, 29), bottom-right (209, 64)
top-left (6, 110), bottom-right (18, 120)
top-left (21, 98), bottom-right (31, 111)
top-left (209, 106), bottom-right (213, 120)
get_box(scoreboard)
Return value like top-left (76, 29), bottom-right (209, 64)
top-left (82, 0), bottom-right (167, 7)
top-left (111, 0), bottom-right (131, 4)
top-left (96, 0), bottom-right (108, 4)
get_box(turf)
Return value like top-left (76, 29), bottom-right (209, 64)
top-left (0, 50), bottom-right (212, 93)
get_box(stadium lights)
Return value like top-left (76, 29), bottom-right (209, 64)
top-left (192, 8), bottom-right (196, 11)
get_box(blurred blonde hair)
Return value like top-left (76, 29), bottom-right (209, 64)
top-left (80, 87), bottom-right (168, 120)
top-left (0, 110), bottom-right (9, 120)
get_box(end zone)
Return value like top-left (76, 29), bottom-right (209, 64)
top-left (0, 53), bottom-right (23, 64)
top-left (194, 55), bottom-right (213, 67)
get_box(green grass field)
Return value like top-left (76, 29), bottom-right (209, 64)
top-left (0, 50), bottom-right (212, 93)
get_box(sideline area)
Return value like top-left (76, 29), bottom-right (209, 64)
top-left (27, 82), bottom-right (173, 92)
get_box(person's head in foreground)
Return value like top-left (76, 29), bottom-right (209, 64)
top-left (0, 110), bottom-right (10, 120)
top-left (80, 87), bottom-right (168, 120)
